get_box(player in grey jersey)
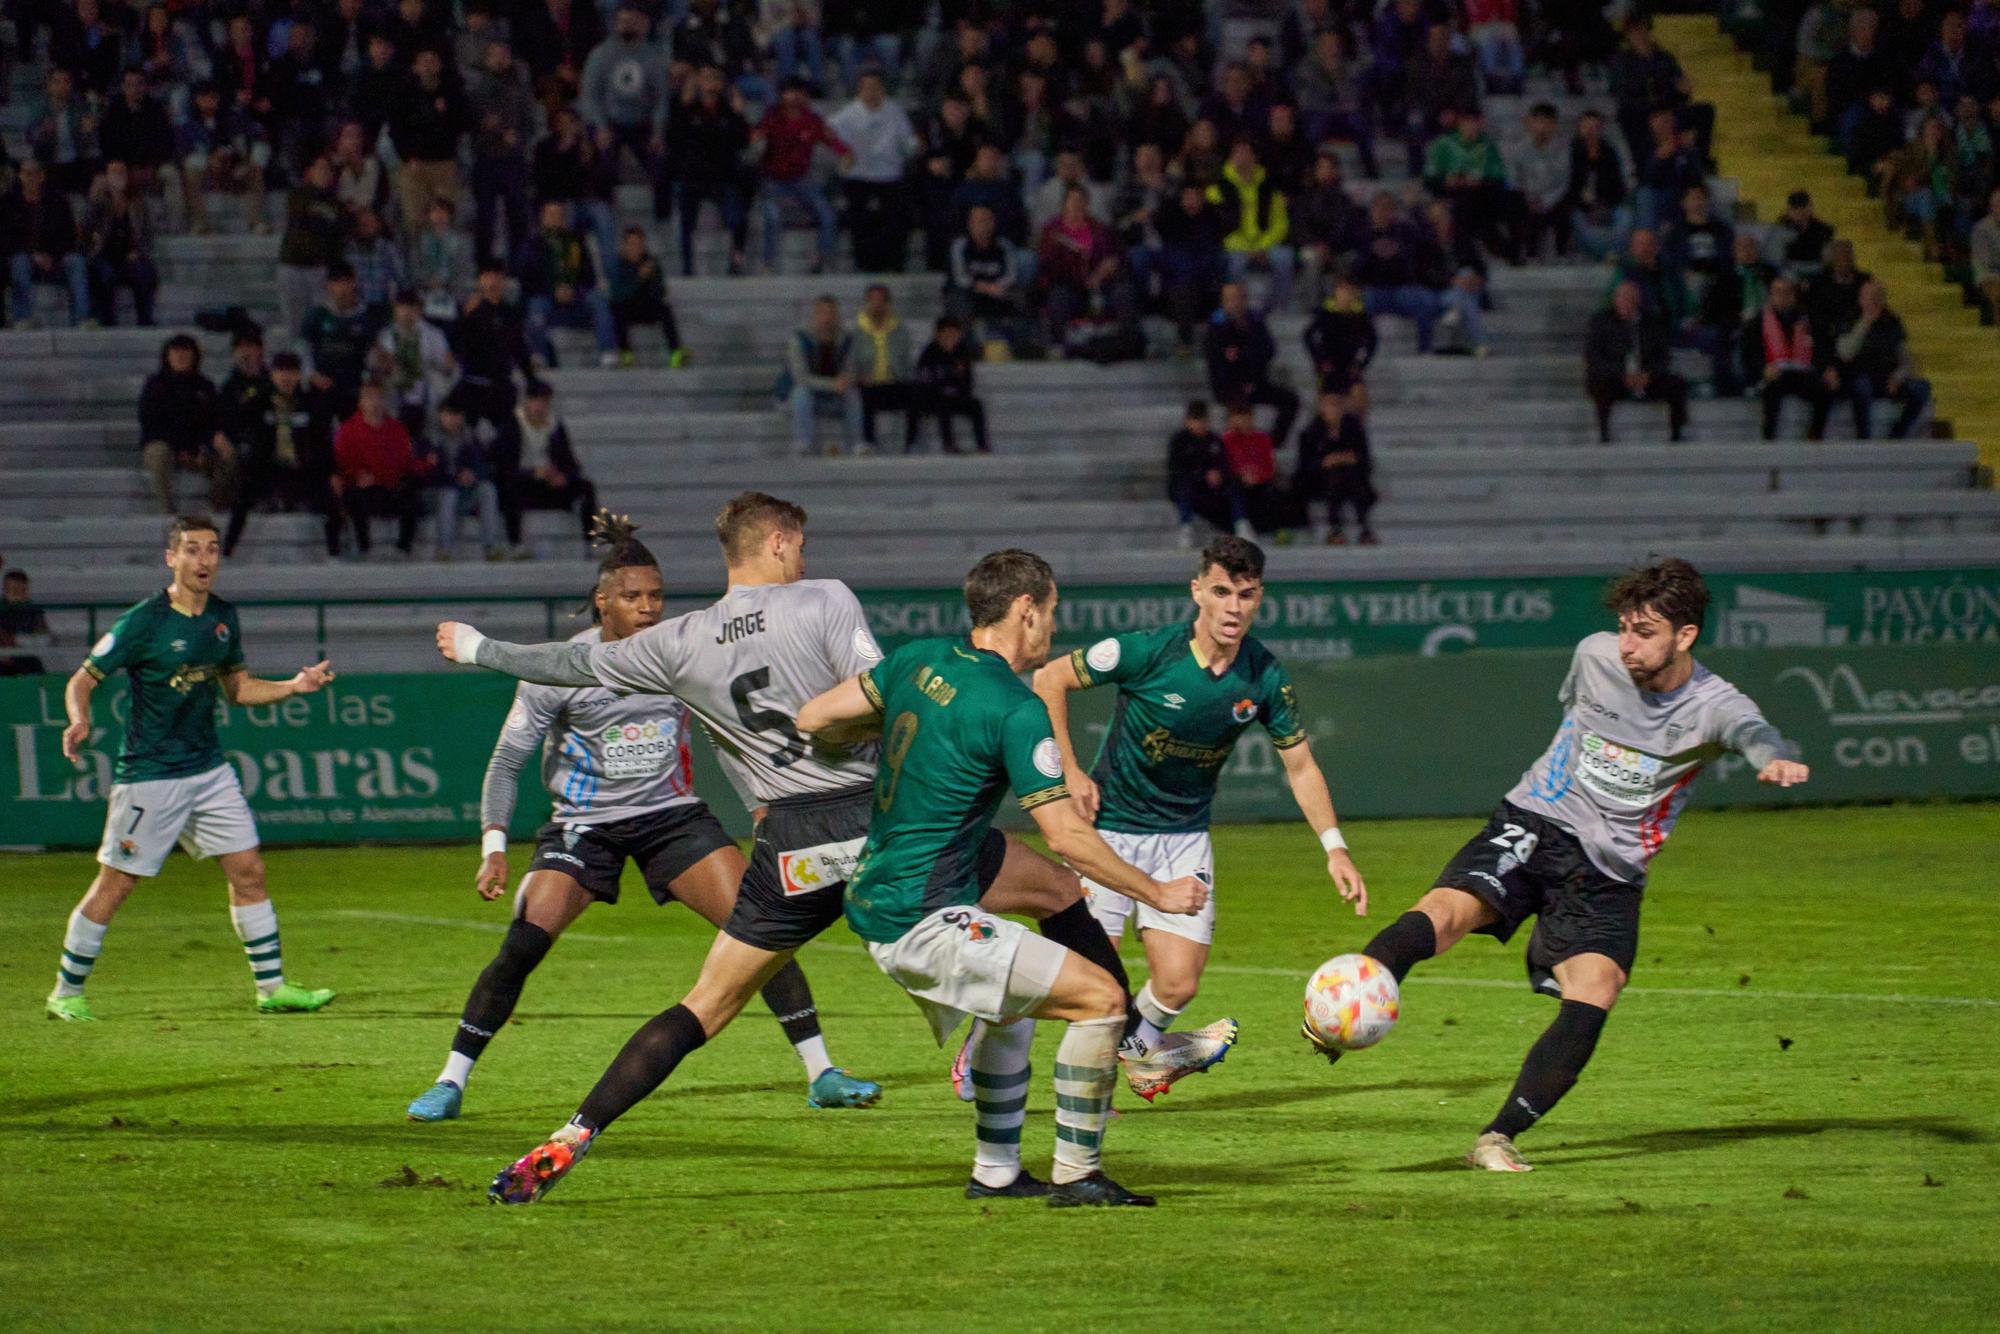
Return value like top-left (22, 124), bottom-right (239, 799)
top-left (405, 519), bottom-right (878, 1125)
top-left (1325, 560), bottom-right (1810, 1172)
top-left (438, 493), bottom-right (1148, 1204)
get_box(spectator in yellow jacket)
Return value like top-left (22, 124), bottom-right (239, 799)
top-left (1206, 139), bottom-right (1296, 313)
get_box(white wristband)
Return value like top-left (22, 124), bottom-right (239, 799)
top-left (453, 623), bottom-right (487, 664)
top-left (481, 829), bottom-right (507, 858)
top-left (1319, 827), bottom-right (1348, 854)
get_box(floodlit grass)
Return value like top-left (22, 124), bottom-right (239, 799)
top-left (4, 805), bottom-right (1997, 1331)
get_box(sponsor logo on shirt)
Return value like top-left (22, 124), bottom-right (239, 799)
top-left (1576, 731), bottom-right (1665, 806)
top-left (171, 639), bottom-right (188, 653)
top-left (1162, 693), bottom-right (1185, 709)
top-left (1139, 727), bottom-right (1233, 768)
top-left (779, 836), bottom-right (865, 896)
top-left (599, 719), bottom-right (678, 779)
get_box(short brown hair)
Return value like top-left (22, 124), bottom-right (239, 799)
top-left (964, 549), bottom-right (1055, 628)
top-left (166, 514), bottom-right (220, 548)
top-left (715, 491), bottom-right (807, 562)
top-left (1606, 557), bottom-right (1710, 631)
top-left (1199, 534), bottom-right (1265, 582)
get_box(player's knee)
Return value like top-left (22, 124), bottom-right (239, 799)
top-left (1074, 964), bottom-right (1125, 1021)
top-left (1559, 960), bottom-right (1626, 1010)
top-left (1414, 886), bottom-right (1492, 948)
top-left (88, 867), bottom-right (139, 910)
top-left (226, 865), bottom-right (268, 903)
top-left (493, 918), bottom-right (554, 982)
top-left (1149, 973), bottom-right (1199, 1011)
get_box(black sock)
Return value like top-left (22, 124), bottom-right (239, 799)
top-left (1361, 910), bottom-right (1437, 983)
top-left (576, 1003), bottom-right (708, 1131)
top-left (1037, 898), bottom-right (1143, 1036)
top-left (450, 919), bottom-right (553, 1062)
top-left (1484, 998), bottom-right (1608, 1140)
top-left (757, 959), bottom-right (821, 1047)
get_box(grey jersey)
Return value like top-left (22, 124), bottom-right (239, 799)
top-left (1505, 632), bottom-right (1797, 886)
top-left (582, 579), bottom-right (884, 805)
top-left (480, 628), bottom-right (700, 828)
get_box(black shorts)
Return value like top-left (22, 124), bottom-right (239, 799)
top-left (1434, 800), bottom-right (1643, 995)
top-left (528, 802), bottom-right (737, 906)
top-left (722, 783), bottom-right (1008, 953)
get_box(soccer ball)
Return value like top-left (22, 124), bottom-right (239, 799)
top-left (1303, 953), bottom-right (1400, 1051)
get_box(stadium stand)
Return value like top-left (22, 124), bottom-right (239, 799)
top-left (2, 2), bottom-right (1996, 673)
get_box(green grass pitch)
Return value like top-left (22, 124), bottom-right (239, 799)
top-left (4, 805), bottom-right (1998, 1332)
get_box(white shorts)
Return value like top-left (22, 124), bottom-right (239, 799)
top-left (866, 905), bottom-right (1069, 1045)
top-left (98, 763), bottom-right (260, 878)
top-left (1079, 830), bottom-right (1217, 946)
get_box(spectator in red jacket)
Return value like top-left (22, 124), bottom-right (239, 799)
top-left (331, 380), bottom-right (423, 557)
top-left (753, 77), bottom-right (851, 274)
top-left (1036, 184), bottom-right (1133, 350)
top-left (1220, 402), bottom-right (1293, 535)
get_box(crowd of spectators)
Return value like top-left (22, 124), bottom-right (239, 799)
top-left (0, 0), bottom-right (1967, 558)
top-left (1757, 0), bottom-right (2000, 278)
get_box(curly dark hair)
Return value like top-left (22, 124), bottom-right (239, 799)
top-left (586, 510), bottom-right (659, 623)
top-left (1605, 557), bottom-right (1710, 631)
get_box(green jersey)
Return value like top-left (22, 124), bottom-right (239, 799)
top-left (843, 636), bottom-right (1069, 945)
top-left (1069, 621), bottom-right (1306, 834)
top-left (82, 590), bottom-right (245, 783)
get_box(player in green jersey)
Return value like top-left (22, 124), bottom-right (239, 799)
top-left (800, 550), bottom-right (1209, 1207)
top-left (1033, 535), bottom-right (1368, 1097)
top-left (47, 515), bottom-right (337, 1021)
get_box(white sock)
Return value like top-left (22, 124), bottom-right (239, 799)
top-left (1133, 981), bottom-right (1183, 1051)
top-left (1051, 1016), bottom-right (1121, 1185)
top-left (794, 1033), bottom-right (833, 1082)
top-left (439, 1052), bottom-right (476, 1089)
top-left (229, 900), bottom-right (284, 997)
top-left (969, 1019), bottom-right (1036, 1188)
top-left (54, 908), bottom-right (108, 998)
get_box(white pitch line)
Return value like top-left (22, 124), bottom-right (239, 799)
top-left (323, 910), bottom-right (2000, 1010)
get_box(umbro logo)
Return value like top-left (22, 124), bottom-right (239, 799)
top-left (171, 639), bottom-right (187, 652)
top-left (1162, 693), bottom-right (1185, 709)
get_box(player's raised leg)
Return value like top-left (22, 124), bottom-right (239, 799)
top-left (218, 848), bottom-right (336, 1013)
top-left (408, 870), bottom-right (591, 1121)
top-left (1305, 885), bottom-right (1495, 1059)
top-left (1469, 952), bottom-right (1623, 1172)
top-left (664, 845), bottom-right (879, 1109)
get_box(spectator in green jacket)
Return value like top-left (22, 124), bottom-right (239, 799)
top-left (1422, 107), bottom-right (1518, 262)
top-left (1206, 139), bottom-right (1295, 313)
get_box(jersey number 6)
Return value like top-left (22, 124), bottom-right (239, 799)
top-left (729, 667), bottom-right (810, 769)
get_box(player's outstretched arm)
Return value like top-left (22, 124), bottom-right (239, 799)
top-left (435, 621), bottom-right (601, 687)
top-left (61, 666), bottom-right (97, 766)
top-left (796, 676), bottom-right (880, 742)
top-left (475, 685), bottom-right (558, 901)
top-left (224, 660), bottom-right (335, 706)
top-left (1030, 653), bottom-right (1100, 820)
top-left (1029, 799), bottom-right (1208, 917)
top-left (1722, 699), bottom-right (1810, 788)
top-left (1278, 739), bottom-right (1367, 916)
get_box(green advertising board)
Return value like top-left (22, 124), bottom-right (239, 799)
top-left (4, 643), bottom-right (1996, 852)
top-left (852, 567), bottom-right (2000, 660)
